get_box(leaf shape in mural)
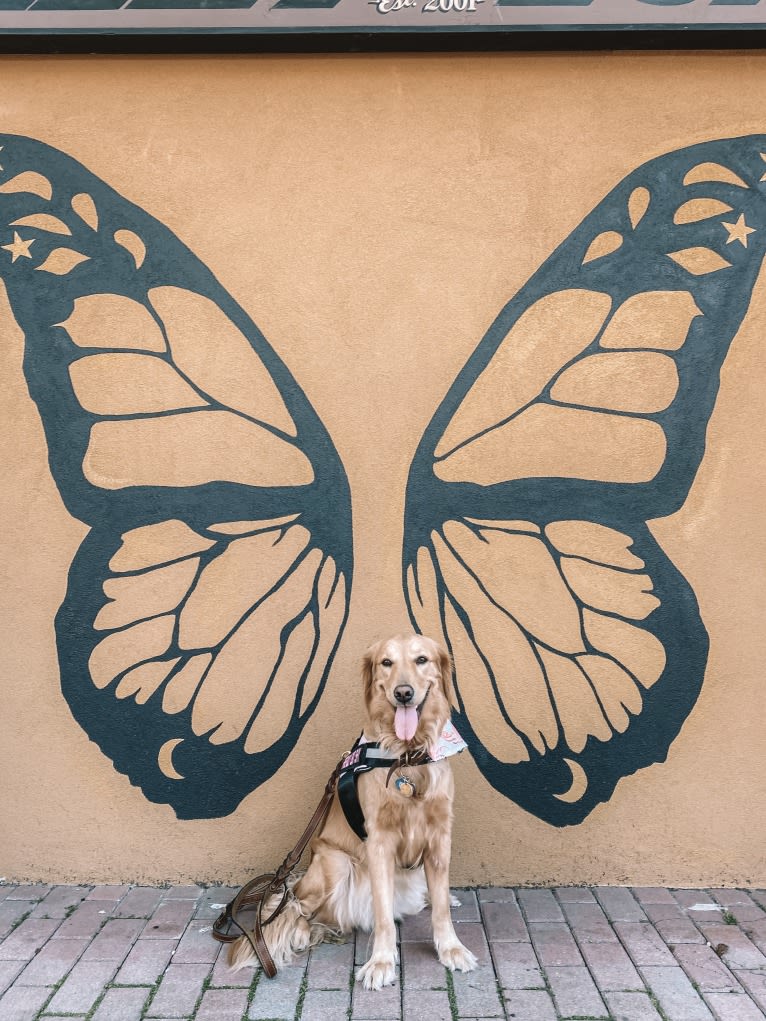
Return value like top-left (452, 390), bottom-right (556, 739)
top-left (114, 229), bottom-right (145, 268)
top-left (582, 231), bottom-right (622, 265)
top-left (11, 213), bottom-right (71, 235)
top-left (36, 247), bottom-right (90, 275)
top-left (0, 133), bottom-right (352, 820)
top-left (0, 171), bottom-right (52, 199)
top-left (628, 186), bottom-right (650, 229)
top-left (667, 247), bottom-right (731, 275)
top-left (404, 134), bottom-right (766, 825)
top-left (674, 198), bottom-right (732, 225)
top-left (683, 162), bottom-right (748, 188)
top-left (72, 192), bottom-right (98, 230)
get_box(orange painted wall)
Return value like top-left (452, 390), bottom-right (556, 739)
top-left (1, 51), bottom-right (765, 884)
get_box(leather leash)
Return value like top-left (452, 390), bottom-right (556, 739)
top-left (212, 742), bottom-right (433, 977)
top-left (211, 756), bottom-right (344, 977)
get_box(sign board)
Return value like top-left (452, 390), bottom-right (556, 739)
top-left (2, 0), bottom-right (766, 37)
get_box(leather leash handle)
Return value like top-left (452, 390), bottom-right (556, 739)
top-left (212, 873), bottom-right (283, 977)
top-left (212, 759), bottom-right (344, 978)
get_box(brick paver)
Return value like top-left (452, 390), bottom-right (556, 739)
top-left (0, 883), bottom-right (765, 1020)
top-left (672, 942), bottom-right (739, 992)
top-left (29, 885), bottom-right (88, 918)
top-left (580, 938), bottom-right (645, 990)
top-left (113, 886), bottom-right (164, 919)
top-left (595, 886), bottom-right (647, 922)
top-left (737, 971), bottom-right (766, 1012)
top-left (517, 888), bottom-right (563, 923)
top-left (704, 992), bottom-right (766, 1021)
top-left (14, 937), bottom-right (85, 985)
top-left (400, 939), bottom-right (445, 988)
top-left (403, 987), bottom-right (452, 1021)
top-left (504, 987), bottom-right (557, 1019)
top-left (87, 886), bottom-right (130, 902)
top-left (248, 961), bottom-right (305, 1020)
top-left (642, 899), bottom-right (706, 943)
top-left (147, 962), bottom-right (211, 1018)
top-left (52, 900), bottom-right (109, 941)
top-left (604, 989), bottom-right (664, 1020)
top-left (640, 965), bottom-right (714, 1020)
top-left (4, 888), bottom-right (49, 903)
top-left (697, 923), bottom-right (766, 970)
top-left (0, 983), bottom-right (50, 1021)
top-left (82, 917), bottom-right (144, 962)
top-left (0, 904), bottom-right (35, 942)
top-left (91, 985), bottom-right (151, 1021)
top-left (302, 987), bottom-right (353, 1021)
top-left (529, 921), bottom-right (584, 966)
top-left (46, 959), bottom-right (119, 1014)
top-left (0, 963), bottom-right (22, 998)
top-left (547, 963), bottom-right (609, 1017)
top-left (115, 937), bottom-right (176, 985)
top-left (195, 986), bottom-right (249, 1021)
top-left (480, 899), bottom-right (528, 942)
top-left (141, 900), bottom-right (196, 940)
top-left (490, 940), bottom-right (544, 990)
top-left (561, 899), bottom-right (617, 942)
top-left (616, 920), bottom-right (677, 966)
top-left (0, 919), bottom-right (60, 962)
top-left (351, 978), bottom-right (401, 1020)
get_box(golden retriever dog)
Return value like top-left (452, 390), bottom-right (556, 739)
top-left (229, 632), bottom-right (478, 990)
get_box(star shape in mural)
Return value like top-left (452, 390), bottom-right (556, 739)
top-left (721, 214), bottom-right (755, 248)
top-left (2, 231), bottom-right (35, 263)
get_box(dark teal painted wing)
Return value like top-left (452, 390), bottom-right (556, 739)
top-left (0, 134), bottom-right (352, 819)
top-left (404, 136), bottom-right (766, 825)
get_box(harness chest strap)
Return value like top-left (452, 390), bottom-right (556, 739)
top-left (337, 722), bottom-right (468, 841)
top-left (337, 740), bottom-right (429, 840)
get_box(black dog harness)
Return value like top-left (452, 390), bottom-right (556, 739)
top-left (337, 736), bottom-right (432, 840)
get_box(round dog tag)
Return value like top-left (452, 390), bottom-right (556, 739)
top-left (395, 776), bottom-right (416, 798)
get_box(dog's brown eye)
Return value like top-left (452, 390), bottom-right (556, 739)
top-left (381, 658), bottom-right (392, 668)
top-left (415, 655), bottom-right (428, 665)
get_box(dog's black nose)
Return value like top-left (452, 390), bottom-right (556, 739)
top-left (394, 684), bottom-right (414, 705)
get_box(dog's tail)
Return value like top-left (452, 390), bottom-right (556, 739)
top-left (227, 889), bottom-right (326, 973)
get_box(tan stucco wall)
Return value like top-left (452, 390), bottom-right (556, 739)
top-left (1, 51), bottom-right (765, 885)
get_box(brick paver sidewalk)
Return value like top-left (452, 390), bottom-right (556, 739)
top-left (1, 883), bottom-right (765, 1021)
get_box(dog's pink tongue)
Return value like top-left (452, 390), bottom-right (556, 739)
top-left (395, 705), bottom-right (418, 742)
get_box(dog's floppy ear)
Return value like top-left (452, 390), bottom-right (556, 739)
top-left (361, 641), bottom-right (380, 707)
top-left (434, 640), bottom-right (456, 709)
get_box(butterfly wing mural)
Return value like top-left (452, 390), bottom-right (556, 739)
top-left (404, 136), bottom-right (766, 825)
top-left (2, 132), bottom-right (764, 826)
top-left (0, 134), bottom-right (352, 819)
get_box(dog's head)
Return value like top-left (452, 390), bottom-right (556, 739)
top-left (361, 633), bottom-right (455, 752)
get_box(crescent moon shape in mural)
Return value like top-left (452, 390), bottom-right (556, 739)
top-left (553, 758), bottom-right (588, 804)
top-left (157, 739), bottom-right (185, 781)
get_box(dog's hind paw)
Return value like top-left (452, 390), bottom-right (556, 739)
top-left (356, 953), bottom-right (397, 990)
top-left (438, 942), bottom-right (478, 973)
top-left (450, 894), bottom-right (462, 908)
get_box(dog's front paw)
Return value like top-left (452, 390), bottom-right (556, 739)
top-left (356, 953), bottom-right (398, 990)
top-left (438, 941), bottom-right (478, 973)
